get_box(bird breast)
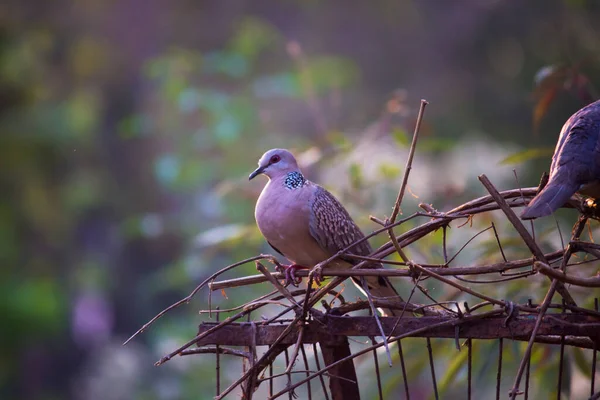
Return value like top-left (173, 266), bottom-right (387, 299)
top-left (255, 181), bottom-right (329, 266)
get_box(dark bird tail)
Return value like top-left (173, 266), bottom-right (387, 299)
top-left (353, 275), bottom-right (404, 317)
top-left (520, 182), bottom-right (578, 219)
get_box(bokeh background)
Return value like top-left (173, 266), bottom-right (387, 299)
top-left (2, 1), bottom-right (600, 399)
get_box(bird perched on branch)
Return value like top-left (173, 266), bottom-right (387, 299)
top-left (249, 148), bottom-right (402, 316)
top-left (521, 99), bottom-right (600, 219)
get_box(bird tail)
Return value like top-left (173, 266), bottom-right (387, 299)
top-left (353, 275), bottom-right (404, 317)
top-left (520, 182), bottom-right (578, 219)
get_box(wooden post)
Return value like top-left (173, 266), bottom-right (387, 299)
top-left (320, 338), bottom-right (361, 400)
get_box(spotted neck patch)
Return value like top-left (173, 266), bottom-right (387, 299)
top-left (284, 171), bottom-right (306, 189)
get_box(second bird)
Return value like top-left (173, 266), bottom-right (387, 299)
top-left (521, 99), bottom-right (600, 219)
top-left (249, 148), bottom-right (402, 316)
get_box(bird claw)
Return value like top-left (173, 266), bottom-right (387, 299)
top-left (309, 265), bottom-right (323, 286)
top-left (276, 264), bottom-right (305, 287)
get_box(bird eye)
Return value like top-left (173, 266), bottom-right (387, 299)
top-left (270, 155), bottom-right (281, 164)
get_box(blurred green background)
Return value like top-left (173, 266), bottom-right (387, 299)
top-left (2, 1), bottom-right (600, 399)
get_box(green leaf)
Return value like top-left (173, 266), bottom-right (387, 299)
top-left (300, 56), bottom-right (359, 93)
top-left (419, 138), bottom-right (457, 152)
top-left (391, 127), bottom-right (409, 147)
top-left (327, 131), bottom-right (352, 150)
top-left (500, 148), bottom-right (553, 165)
top-left (572, 347), bottom-right (590, 378)
top-left (438, 344), bottom-right (469, 393)
top-left (348, 163), bottom-right (363, 189)
top-left (378, 162), bottom-right (401, 179)
top-left (229, 17), bottom-right (281, 61)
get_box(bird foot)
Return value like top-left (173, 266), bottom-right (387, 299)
top-left (309, 265), bottom-right (323, 286)
top-left (275, 263), bottom-right (308, 287)
top-left (582, 198), bottom-right (600, 219)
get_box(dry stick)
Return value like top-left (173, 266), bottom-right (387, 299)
top-left (513, 169), bottom-right (537, 245)
top-left (158, 293), bottom-right (309, 369)
top-left (333, 298), bottom-right (449, 317)
top-left (284, 326), bottom-right (305, 375)
top-left (389, 99), bottom-right (429, 224)
top-left (386, 271), bottom-right (425, 342)
top-left (360, 277), bottom-right (393, 366)
top-left (268, 309), bottom-right (504, 399)
top-left (443, 225), bottom-right (449, 263)
top-left (507, 216), bottom-right (588, 399)
top-left (198, 289), bottom-right (280, 314)
top-left (258, 370), bottom-right (357, 385)
top-left (180, 346), bottom-right (251, 359)
top-left (478, 174), bottom-right (576, 306)
top-left (209, 250), bottom-right (565, 290)
top-left (280, 275), bottom-right (316, 396)
top-left (312, 343), bottom-right (331, 400)
top-left (544, 314), bottom-right (600, 329)
top-left (215, 308), bottom-right (221, 396)
top-left (215, 313), bottom-right (305, 400)
top-left (491, 221), bottom-right (508, 263)
top-left (299, 346), bottom-right (313, 400)
top-left (123, 254), bottom-right (272, 345)
top-left (301, 275), bottom-right (315, 322)
top-left (256, 262), bottom-right (302, 308)
top-left (384, 99), bottom-right (428, 279)
top-left (510, 282), bottom-right (558, 400)
top-left (387, 226), bottom-right (455, 314)
top-left (216, 275), bottom-right (341, 399)
top-left (478, 175), bottom-right (581, 397)
top-left (535, 261), bottom-right (600, 287)
top-left (370, 190), bottom-right (536, 264)
top-left (155, 299), bottom-right (271, 366)
top-left (446, 226), bottom-right (494, 266)
top-left (454, 271), bottom-right (535, 285)
top-left (406, 262), bottom-right (509, 309)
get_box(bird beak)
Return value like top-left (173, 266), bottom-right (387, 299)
top-left (249, 166), bottom-right (265, 180)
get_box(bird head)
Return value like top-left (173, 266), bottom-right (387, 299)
top-left (249, 148), bottom-right (299, 180)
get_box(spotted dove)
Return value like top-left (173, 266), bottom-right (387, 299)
top-left (249, 148), bottom-right (403, 316)
top-left (521, 99), bottom-right (600, 219)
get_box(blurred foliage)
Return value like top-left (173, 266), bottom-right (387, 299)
top-left (2, 1), bottom-right (600, 399)
top-left (500, 147), bottom-right (554, 165)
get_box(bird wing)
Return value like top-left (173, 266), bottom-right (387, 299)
top-left (308, 184), bottom-right (403, 313)
top-left (550, 100), bottom-right (600, 183)
top-left (522, 101), bottom-right (600, 219)
top-left (308, 185), bottom-right (373, 260)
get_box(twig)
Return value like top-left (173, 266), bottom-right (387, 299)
top-left (389, 99), bottom-right (428, 224)
top-left (123, 254), bottom-right (272, 345)
top-left (535, 261), bottom-right (600, 287)
top-left (407, 261), bottom-right (510, 309)
top-left (215, 314), bottom-right (305, 400)
top-left (284, 325), bottom-right (305, 375)
top-left (508, 216), bottom-right (587, 398)
top-left (491, 222), bottom-right (508, 263)
top-left (208, 249), bottom-right (564, 290)
top-left (361, 277), bottom-right (393, 366)
top-left (445, 225), bottom-right (493, 266)
top-left (269, 310), bottom-right (504, 399)
top-left (258, 370), bottom-right (357, 385)
top-left (478, 174), bottom-right (576, 306)
top-left (179, 346), bottom-right (251, 359)
top-left (256, 261), bottom-right (302, 308)
top-left (154, 299), bottom-right (269, 366)
top-left (509, 279), bottom-right (560, 399)
top-left (198, 289), bottom-right (280, 314)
